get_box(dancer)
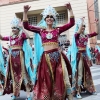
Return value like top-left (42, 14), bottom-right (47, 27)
top-left (23, 2), bottom-right (75, 100)
top-left (71, 18), bottom-right (98, 99)
top-left (95, 44), bottom-right (100, 65)
top-left (0, 17), bottom-right (34, 100)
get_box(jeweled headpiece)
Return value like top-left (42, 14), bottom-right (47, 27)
top-left (11, 17), bottom-right (20, 29)
top-left (41, 5), bottom-right (58, 20)
top-left (74, 18), bottom-right (86, 33)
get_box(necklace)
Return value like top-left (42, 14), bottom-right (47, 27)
top-left (11, 40), bottom-right (16, 45)
top-left (11, 34), bottom-right (20, 45)
top-left (46, 32), bottom-right (53, 39)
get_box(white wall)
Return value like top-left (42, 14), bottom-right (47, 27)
top-left (0, 0), bottom-right (89, 45)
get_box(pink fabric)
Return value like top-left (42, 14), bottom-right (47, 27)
top-left (2, 32), bottom-right (27, 46)
top-left (23, 18), bottom-right (75, 44)
top-left (75, 32), bottom-right (97, 48)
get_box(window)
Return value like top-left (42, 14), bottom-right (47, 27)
top-left (28, 16), bottom-right (38, 26)
top-left (57, 13), bottom-right (66, 24)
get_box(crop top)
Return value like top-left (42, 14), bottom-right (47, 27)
top-left (2, 32), bottom-right (27, 46)
top-left (23, 17), bottom-right (75, 45)
top-left (75, 32), bottom-right (97, 48)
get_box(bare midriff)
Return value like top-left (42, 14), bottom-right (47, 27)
top-left (43, 44), bottom-right (59, 51)
top-left (78, 47), bottom-right (86, 51)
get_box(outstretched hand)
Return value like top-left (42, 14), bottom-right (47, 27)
top-left (65, 3), bottom-right (72, 10)
top-left (94, 19), bottom-right (99, 25)
top-left (24, 5), bottom-right (31, 13)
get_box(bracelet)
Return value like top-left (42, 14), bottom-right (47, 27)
top-left (23, 20), bottom-right (28, 22)
top-left (70, 16), bottom-right (74, 18)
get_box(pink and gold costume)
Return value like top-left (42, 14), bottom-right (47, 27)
top-left (2, 33), bottom-right (32, 96)
top-left (74, 32), bottom-right (97, 94)
top-left (23, 17), bottom-right (75, 100)
top-left (95, 48), bottom-right (100, 65)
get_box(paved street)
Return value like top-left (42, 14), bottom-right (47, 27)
top-left (74, 64), bottom-right (100, 100)
top-left (0, 64), bottom-right (100, 100)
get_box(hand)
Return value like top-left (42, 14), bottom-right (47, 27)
top-left (94, 19), bottom-right (99, 25)
top-left (24, 5), bottom-right (31, 13)
top-left (65, 3), bottom-right (72, 10)
top-left (81, 17), bottom-right (85, 22)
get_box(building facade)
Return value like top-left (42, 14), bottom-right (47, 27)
top-left (0, 0), bottom-right (99, 47)
top-left (87, 0), bottom-right (100, 48)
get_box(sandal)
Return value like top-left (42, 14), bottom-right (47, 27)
top-left (76, 94), bottom-right (82, 99)
top-left (11, 95), bottom-right (16, 100)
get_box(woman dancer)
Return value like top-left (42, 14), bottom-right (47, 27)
top-left (0, 17), bottom-right (34, 100)
top-left (23, 2), bottom-right (75, 100)
top-left (71, 18), bottom-right (98, 99)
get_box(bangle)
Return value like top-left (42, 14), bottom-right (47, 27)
top-left (70, 16), bottom-right (74, 18)
top-left (23, 20), bottom-right (28, 22)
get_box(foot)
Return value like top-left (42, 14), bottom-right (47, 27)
top-left (76, 94), bottom-right (82, 99)
top-left (0, 85), bottom-right (4, 96)
top-left (91, 92), bottom-right (97, 95)
top-left (0, 91), bottom-right (3, 96)
top-left (11, 95), bottom-right (16, 100)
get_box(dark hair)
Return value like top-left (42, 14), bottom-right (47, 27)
top-left (44, 15), bottom-right (55, 21)
top-left (12, 27), bottom-right (20, 31)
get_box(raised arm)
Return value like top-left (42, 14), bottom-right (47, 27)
top-left (18, 21), bottom-right (30, 38)
top-left (58, 3), bottom-right (75, 34)
top-left (87, 19), bottom-right (99, 38)
top-left (23, 5), bottom-right (41, 33)
top-left (77, 17), bottom-right (85, 34)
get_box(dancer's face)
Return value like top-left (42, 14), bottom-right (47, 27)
top-left (12, 27), bottom-right (20, 35)
top-left (45, 15), bottom-right (55, 25)
top-left (81, 25), bottom-right (86, 33)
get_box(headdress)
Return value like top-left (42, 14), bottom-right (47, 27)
top-left (74, 18), bottom-right (86, 33)
top-left (41, 5), bottom-right (58, 20)
top-left (10, 16), bottom-right (21, 29)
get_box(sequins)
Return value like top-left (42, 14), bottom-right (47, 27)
top-left (41, 29), bottom-right (58, 43)
top-left (11, 51), bottom-right (20, 58)
top-left (48, 51), bottom-right (60, 62)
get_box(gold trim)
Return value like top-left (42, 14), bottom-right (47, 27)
top-left (9, 54), bottom-right (15, 93)
top-left (61, 54), bottom-right (66, 95)
top-left (42, 42), bottom-right (58, 46)
top-left (23, 20), bottom-right (28, 22)
top-left (10, 46), bottom-right (22, 50)
top-left (45, 54), bottom-right (54, 81)
top-left (78, 47), bottom-right (86, 51)
top-left (70, 16), bottom-right (74, 18)
top-left (20, 50), bottom-right (24, 82)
